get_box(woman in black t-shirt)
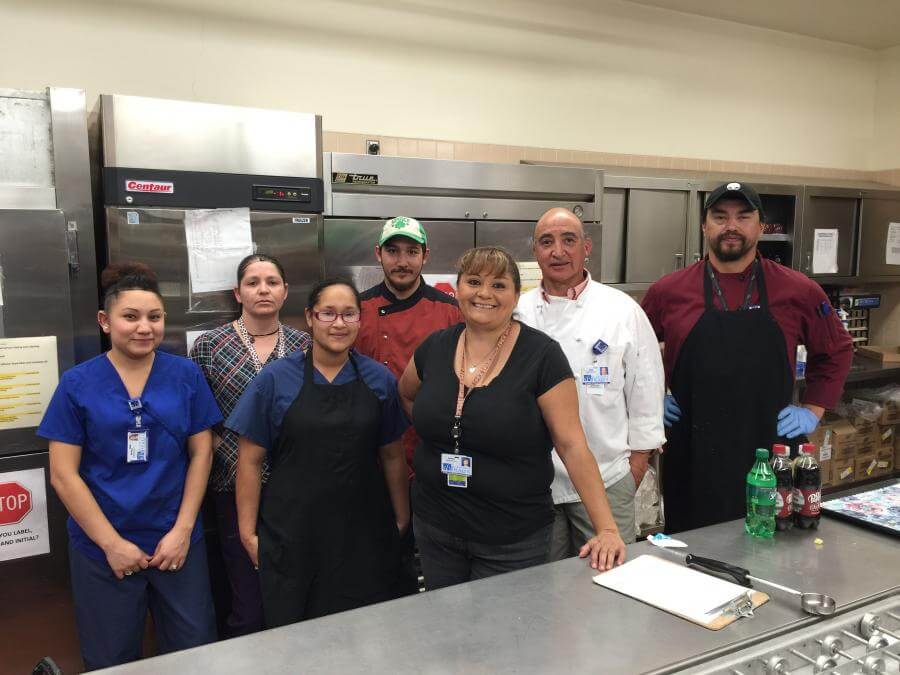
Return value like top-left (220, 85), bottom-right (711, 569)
top-left (399, 247), bottom-right (626, 590)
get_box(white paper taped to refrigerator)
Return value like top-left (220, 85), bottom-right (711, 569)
top-left (886, 222), bottom-right (900, 266)
top-left (184, 208), bottom-right (253, 293)
top-left (812, 228), bottom-right (839, 274)
top-left (185, 330), bottom-right (207, 355)
top-left (0, 336), bottom-right (58, 430)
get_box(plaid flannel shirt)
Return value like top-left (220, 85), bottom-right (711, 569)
top-left (190, 323), bottom-right (311, 492)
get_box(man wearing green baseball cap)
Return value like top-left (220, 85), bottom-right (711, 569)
top-left (356, 216), bottom-right (463, 594)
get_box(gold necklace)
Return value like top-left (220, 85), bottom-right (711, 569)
top-left (462, 322), bottom-right (513, 376)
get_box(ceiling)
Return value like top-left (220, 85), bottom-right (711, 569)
top-left (622, 0), bottom-right (900, 50)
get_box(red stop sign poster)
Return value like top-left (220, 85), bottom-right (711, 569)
top-left (434, 282), bottom-right (456, 298)
top-left (0, 482), bottom-right (33, 526)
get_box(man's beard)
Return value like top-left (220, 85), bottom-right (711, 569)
top-left (710, 234), bottom-right (752, 262)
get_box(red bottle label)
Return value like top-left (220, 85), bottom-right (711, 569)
top-left (775, 488), bottom-right (792, 518)
top-left (792, 487), bottom-right (821, 516)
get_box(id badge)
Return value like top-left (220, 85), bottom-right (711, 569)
top-left (447, 473), bottom-right (468, 488)
top-left (126, 428), bottom-right (149, 464)
top-left (440, 453), bottom-right (473, 477)
top-left (582, 365), bottom-right (611, 386)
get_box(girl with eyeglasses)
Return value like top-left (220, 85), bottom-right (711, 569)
top-left (227, 279), bottom-right (409, 626)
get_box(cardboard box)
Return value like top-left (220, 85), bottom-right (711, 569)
top-left (808, 419), bottom-right (862, 461)
top-left (873, 454), bottom-right (894, 477)
top-left (857, 345), bottom-right (900, 364)
top-left (831, 459), bottom-right (855, 486)
top-left (855, 453), bottom-right (879, 480)
top-left (875, 424), bottom-right (896, 453)
top-left (820, 459), bottom-right (833, 487)
top-left (879, 400), bottom-right (900, 425)
top-left (850, 416), bottom-right (879, 441)
top-left (895, 430), bottom-right (900, 468)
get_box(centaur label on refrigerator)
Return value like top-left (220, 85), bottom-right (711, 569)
top-left (0, 468), bottom-right (51, 562)
top-left (125, 179), bottom-right (174, 194)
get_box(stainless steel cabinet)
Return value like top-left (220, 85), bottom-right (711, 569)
top-left (600, 188), bottom-right (626, 284)
top-left (799, 188), bottom-right (860, 278)
top-left (858, 191), bottom-right (900, 278)
top-left (0, 209), bottom-right (75, 456)
top-left (625, 188), bottom-right (690, 283)
top-left (323, 218), bottom-right (475, 291)
top-left (106, 207), bottom-right (321, 351)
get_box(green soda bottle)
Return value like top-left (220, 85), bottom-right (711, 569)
top-left (745, 448), bottom-right (776, 538)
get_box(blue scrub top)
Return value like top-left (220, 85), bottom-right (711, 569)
top-left (37, 351), bottom-right (222, 561)
top-left (226, 349), bottom-right (408, 454)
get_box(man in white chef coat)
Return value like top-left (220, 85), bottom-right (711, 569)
top-left (516, 207), bottom-right (665, 552)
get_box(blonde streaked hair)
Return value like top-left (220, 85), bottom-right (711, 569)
top-left (456, 246), bottom-right (521, 293)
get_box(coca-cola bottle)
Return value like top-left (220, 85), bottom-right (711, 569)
top-left (792, 443), bottom-right (821, 529)
top-left (771, 444), bottom-right (793, 531)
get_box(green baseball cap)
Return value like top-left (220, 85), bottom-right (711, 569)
top-left (378, 216), bottom-right (427, 247)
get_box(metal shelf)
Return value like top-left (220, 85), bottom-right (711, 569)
top-left (760, 233), bottom-right (792, 242)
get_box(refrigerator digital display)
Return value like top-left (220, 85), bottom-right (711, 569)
top-left (252, 185), bottom-right (311, 203)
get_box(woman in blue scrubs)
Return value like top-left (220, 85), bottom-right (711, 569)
top-left (37, 263), bottom-right (222, 671)
top-left (229, 279), bottom-right (410, 627)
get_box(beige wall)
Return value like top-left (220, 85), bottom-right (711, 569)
top-left (0, 0), bottom-right (883, 171)
top-left (869, 286), bottom-right (900, 346)
top-left (872, 46), bottom-right (900, 172)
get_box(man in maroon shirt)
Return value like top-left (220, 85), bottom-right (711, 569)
top-left (641, 181), bottom-right (852, 533)
top-left (356, 216), bottom-right (463, 592)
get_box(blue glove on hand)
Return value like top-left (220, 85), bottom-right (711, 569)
top-left (776, 405), bottom-right (819, 439)
top-left (664, 394), bottom-right (682, 428)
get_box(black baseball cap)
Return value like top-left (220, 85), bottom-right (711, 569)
top-left (704, 181), bottom-right (765, 220)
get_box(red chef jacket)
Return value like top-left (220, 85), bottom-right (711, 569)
top-left (356, 279), bottom-right (463, 475)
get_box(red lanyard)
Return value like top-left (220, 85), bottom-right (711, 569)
top-left (451, 322), bottom-right (513, 451)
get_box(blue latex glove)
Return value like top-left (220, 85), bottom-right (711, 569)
top-left (664, 394), bottom-right (682, 428)
top-left (777, 405), bottom-right (819, 439)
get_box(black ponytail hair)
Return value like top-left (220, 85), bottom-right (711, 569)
top-left (101, 262), bottom-right (163, 310)
top-left (306, 278), bottom-right (361, 311)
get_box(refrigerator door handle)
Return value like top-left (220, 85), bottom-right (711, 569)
top-left (66, 220), bottom-right (80, 274)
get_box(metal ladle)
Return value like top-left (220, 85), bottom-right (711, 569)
top-left (683, 554), bottom-right (837, 616)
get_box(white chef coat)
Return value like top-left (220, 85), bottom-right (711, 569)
top-left (516, 275), bottom-right (665, 503)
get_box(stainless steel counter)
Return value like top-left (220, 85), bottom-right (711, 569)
top-left (99, 518), bottom-right (899, 675)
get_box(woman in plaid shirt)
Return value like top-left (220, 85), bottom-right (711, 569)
top-left (190, 254), bottom-right (310, 636)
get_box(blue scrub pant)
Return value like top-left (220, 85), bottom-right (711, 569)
top-left (69, 538), bottom-right (217, 671)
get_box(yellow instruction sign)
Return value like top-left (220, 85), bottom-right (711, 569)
top-left (0, 336), bottom-right (58, 430)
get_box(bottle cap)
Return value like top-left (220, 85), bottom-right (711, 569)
top-left (772, 443), bottom-right (789, 456)
top-left (755, 448), bottom-right (769, 460)
top-left (799, 443), bottom-right (816, 455)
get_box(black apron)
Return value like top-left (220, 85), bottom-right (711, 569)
top-left (663, 260), bottom-right (793, 534)
top-left (257, 349), bottom-right (402, 627)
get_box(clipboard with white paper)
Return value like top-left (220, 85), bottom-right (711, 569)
top-left (592, 555), bottom-right (769, 630)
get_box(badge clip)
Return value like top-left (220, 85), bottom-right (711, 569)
top-left (592, 339), bottom-right (608, 356)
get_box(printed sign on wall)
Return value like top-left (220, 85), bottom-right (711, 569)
top-left (0, 468), bottom-right (51, 562)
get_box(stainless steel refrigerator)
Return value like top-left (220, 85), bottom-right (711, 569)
top-left (0, 86), bottom-right (98, 674)
top-left (323, 153), bottom-right (603, 290)
top-left (98, 94), bottom-right (325, 354)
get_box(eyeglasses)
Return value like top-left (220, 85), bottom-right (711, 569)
top-left (313, 310), bottom-right (361, 324)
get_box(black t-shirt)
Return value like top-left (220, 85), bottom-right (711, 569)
top-left (411, 322), bottom-right (573, 544)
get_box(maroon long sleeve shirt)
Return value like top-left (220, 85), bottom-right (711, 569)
top-left (641, 257), bottom-right (853, 410)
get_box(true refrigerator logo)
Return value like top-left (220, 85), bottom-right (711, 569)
top-left (125, 179), bottom-right (174, 194)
